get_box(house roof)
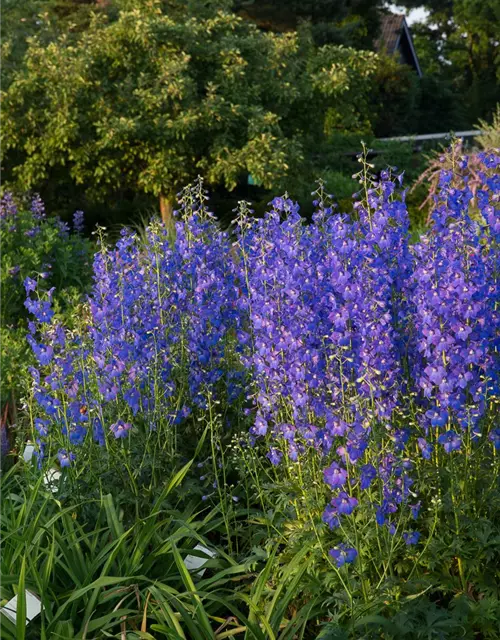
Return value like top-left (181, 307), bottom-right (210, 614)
top-left (375, 14), bottom-right (405, 54)
top-left (375, 13), bottom-right (422, 77)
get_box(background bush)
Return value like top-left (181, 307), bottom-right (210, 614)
top-left (0, 194), bottom-right (94, 426)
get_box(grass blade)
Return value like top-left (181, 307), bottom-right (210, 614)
top-left (16, 555), bottom-right (26, 640)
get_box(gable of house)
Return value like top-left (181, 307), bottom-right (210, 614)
top-left (375, 14), bottom-right (422, 77)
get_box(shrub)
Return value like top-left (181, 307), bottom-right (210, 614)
top-left (0, 193), bottom-right (94, 425)
top-left (475, 103), bottom-right (500, 150)
top-left (411, 138), bottom-right (500, 223)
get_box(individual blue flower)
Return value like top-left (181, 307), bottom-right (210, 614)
top-left (34, 392), bottom-right (61, 416)
top-left (124, 387), bottom-right (141, 415)
top-left (25, 299), bottom-right (54, 324)
top-left (329, 544), bottom-right (357, 568)
top-left (92, 418), bottom-right (105, 446)
top-left (392, 429), bottom-right (410, 451)
top-left (69, 425), bottom-right (86, 446)
top-left (24, 277), bottom-right (37, 293)
top-left (323, 461), bottom-right (347, 489)
top-left (322, 503), bottom-right (340, 529)
top-left (332, 491), bottom-right (358, 515)
top-left (360, 464), bottom-right (377, 490)
top-left (403, 531), bottom-right (420, 545)
top-left (376, 507), bottom-right (386, 526)
top-left (171, 405), bottom-right (191, 425)
top-left (35, 418), bottom-right (50, 437)
top-left (57, 448), bottom-right (75, 468)
top-left (267, 447), bottom-right (282, 466)
top-left (98, 380), bottom-right (119, 402)
top-left (410, 501), bottom-right (421, 520)
top-left (417, 438), bottom-right (433, 460)
top-left (425, 409), bottom-right (448, 428)
top-left (438, 430), bottom-right (462, 453)
top-left (33, 343), bottom-right (54, 366)
top-left (105, 358), bottom-right (125, 378)
top-left (253, 414), bottom-right (268, 437)
top-left (110, 420), bottom-right (132, 439)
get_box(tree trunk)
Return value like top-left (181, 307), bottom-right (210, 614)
top-left (159, 194), bottom-right (174, 227)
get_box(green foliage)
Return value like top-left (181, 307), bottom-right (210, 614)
top-left (370, 55), bottom-right (421, 138)
top-left (475, 104), bottom-right (500, 150)
top-left (230, 421), bottom-right (500, 639)
top-left (0, 463), bottom-right (322, 639)
top-left (234, 0), bottom-right (384, 48)
top-left (3, 437), bottom-right (499, 639)
top-left (1, 0), bottom-right (378, 214)
top-left (403, 0), bottom-right (500, 126)
top-left (1, 0), bottom-right (110, 90)
top-left (0, 195), bottom-right (94, 409)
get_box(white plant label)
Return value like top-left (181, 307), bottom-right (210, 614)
top-left (43, 468), bottom-right (61, 493)
top-left (23, 443), bottom-right (35, 462)
top-left (183, 544), bottom-right (216, 577)
top-left (0, 591), bottom-right (42, 625)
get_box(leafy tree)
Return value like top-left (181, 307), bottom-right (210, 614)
top-left (1, 0), bottom-right (111, 89)
top-left (1, 0), bottom-right (377, 223)
top-left (370, 54), bottom-right (421, 137)
top-left (398, 0), bottom-right (500, 124)
top-left (234, 0), bottom-right (384, 47)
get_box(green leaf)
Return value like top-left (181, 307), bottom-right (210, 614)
top-left (103, 494), bottom-right (124, 539)
top-left (152, 459), bottom-right (194, 516)
top-left (171, 544), bottom-right (215, 639)
top-left (16, 555), bottom-right (26, 640)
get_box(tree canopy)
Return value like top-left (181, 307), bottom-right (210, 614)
top-left (1, 0), bottom-right (378, 221)
top-left (234, 0), bottom-right (384, 47)
top-left (399, 0), bottom-right (500, 124)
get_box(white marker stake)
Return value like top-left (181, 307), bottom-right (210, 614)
top-left (183, 544), bottom-right (216, 577)
top-left (0, 591), bottom-right (42, 625)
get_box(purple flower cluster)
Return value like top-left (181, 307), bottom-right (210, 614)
top-left (233, 151), bottom-right (498, 552)
top-left (234, 170), bottom-right (416, 540)
top-left (27, 180), bottom-right (243, 463)
top-left (1, 192), bottom-right (92, 331)
top-left (407, 152), bottom-right (499, 445)
top-left (25, 151), bottom-right (499, 560)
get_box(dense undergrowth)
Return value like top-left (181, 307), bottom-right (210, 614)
top-left (1, 146), bottom-right (499, 639)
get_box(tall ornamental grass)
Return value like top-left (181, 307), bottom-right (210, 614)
top-left (23, 147), bottom-right (499, 584)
